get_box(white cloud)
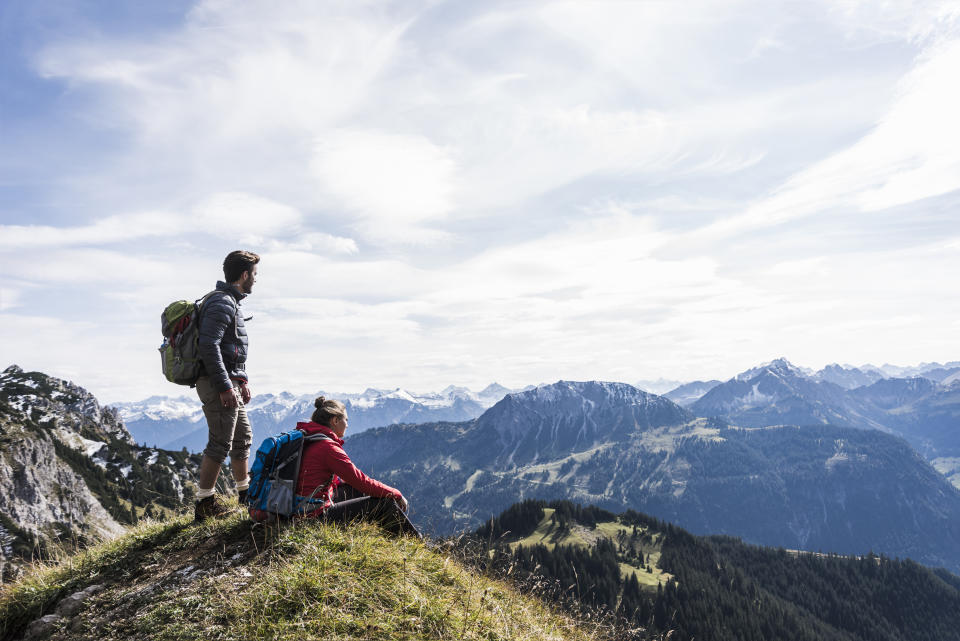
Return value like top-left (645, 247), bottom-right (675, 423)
top-left (0, 312), bottom-right (160, 403)
top-left (191, 191), bottom-right (304, 244)
top-left (768, 257), bottom-right (830, 278)
top-left (252, 250), bottom-right (436, 301)
top-left (0, 212), bottom-right (171, 249)
top-left (0, 289), bottom-right (21, 312)
top-left (856, 37), bottom-right (960, 210)
top-left (256, 233), bottom-right (359, 255)
top-left (0, 190), bottom-right (351, 254)
top-left (30, 0), bottom-right (903, 243)
top-left (0, 193), bottom-right (359, 278)
top-left (826, 0), bottom-right (960, 44)
top-left (263, 212), bottom-right (768, 384)
top-left (191, 191), bottom-right (359, 254)
top-left (312, 129), bottom-right (457, 225)
top-left (693, 27), bottom-right (960, 241)
top-left (31, 1), bottom-right (415, 245)
top-left (37, 1), bottom-right (411, 141)
top-left (3, 249), bottom-right (175, 285)
top-left (4, 1), bottom-right (960, 398)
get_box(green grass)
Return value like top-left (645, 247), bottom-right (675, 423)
top-left (0, 512), bottom-right (612, 641)
top-left (509, 509), bottom-right (671, 588)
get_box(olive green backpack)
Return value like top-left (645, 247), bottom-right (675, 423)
top-left (159, 291), bottom-right (217, 386)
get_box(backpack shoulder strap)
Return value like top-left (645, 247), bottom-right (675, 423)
top-left (195, 290), bottom-right (239, 336)
top-left (196, 289), bottom-right (234, 314)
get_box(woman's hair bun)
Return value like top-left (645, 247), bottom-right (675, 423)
top-left (314, 396), bottom-right (326, 409)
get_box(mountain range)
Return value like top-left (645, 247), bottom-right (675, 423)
top-left (662, 359), bottom-right (960, 405)
top-left (114, 383), bottom-right (518, 452)
top-left (348, 378), bottom-right (960, 571)
top-left (5, 359), bottom-right (960, 579)
top-left (686, 358), bottom-right (960, 485)
top-left (114, 358), bottom-right (960, 458)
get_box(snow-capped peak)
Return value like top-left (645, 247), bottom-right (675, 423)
top-left (735, 358), bottom-right (807, 382)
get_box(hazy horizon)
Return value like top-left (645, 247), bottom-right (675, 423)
top-left (6, 356), bottom-right (957, 406)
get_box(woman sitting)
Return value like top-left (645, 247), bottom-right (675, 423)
top-left (296, 396), bottom-right (420, 537)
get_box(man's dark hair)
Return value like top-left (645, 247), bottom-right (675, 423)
top-left (223, 250), bottom-right (260, 283)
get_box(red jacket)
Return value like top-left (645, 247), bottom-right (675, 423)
top-left (295, 421), bottom-right (402, 509)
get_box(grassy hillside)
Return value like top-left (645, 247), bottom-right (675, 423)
top-left (508, 507), bottom-right (671, 589)
top-left (0, 513), bottom-right (609, 641)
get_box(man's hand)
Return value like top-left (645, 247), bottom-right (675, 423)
top-left (239, 383), bottom-right (251, 404)
top-left (219, 388), bottom-right (238, 408)
top-left (397, 495), bottom-right (409, 513)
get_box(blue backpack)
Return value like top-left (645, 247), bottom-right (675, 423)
top-left (245, 428), bottom-right (335, 519)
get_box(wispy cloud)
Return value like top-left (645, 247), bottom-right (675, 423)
top-left (0, 289), bottom-right (21, 312)
top-left (4, 249), bottom-right (175, 285)
top-left (0, 192), bottom-right (357, 261)
top-left (310, 129), bottom-right (458, 244)
top-left (0, 213), bottom-right (170, 249)
top-left (2, 1), bottom-right (959, 399)
top-left (692, 24), bottom-right (960, 242)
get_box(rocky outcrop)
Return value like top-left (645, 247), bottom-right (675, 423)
top-left (21, 584), bottom-right (104, 640)
top-left (0, 365), bottom-right (205, 576)
top-left (1, 365), bottom-right (133, 446)
top-left (0, 431), bottom-right (124, 545)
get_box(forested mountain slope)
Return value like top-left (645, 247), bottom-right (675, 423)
top-left (475, 500), bottom-right (960, 641)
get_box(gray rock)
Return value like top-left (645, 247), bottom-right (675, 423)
top-left (54, 583), bottom-right (103, 617)
top-left (23, 614), bottom-right (62, 641)
top-left (0, 366), bottom-right (199, 571)
top-left (0, 434), bottom-right (124, 541)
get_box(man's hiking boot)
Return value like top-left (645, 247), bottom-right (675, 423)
top-left (237, 489), bottom-right (248, 505)
top-left (194, 494), bottom-right (234, 522)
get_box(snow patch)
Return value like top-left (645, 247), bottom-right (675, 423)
top-left (385, 389), bottom-right (417, 403)
top-left (83, 439), bottom-right (107, 458)
top-left (742, 384), bottom-right (775, 407)
top-left (56, 428), bottom-right (107, 458)
top-left (825, 439), bottom-right (850, 470)
top-left (8, 394), bottom-right (36, 412)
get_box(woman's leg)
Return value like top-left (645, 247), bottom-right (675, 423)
top-left (332, 483), bottom-right (366, 502)
top-left (324, 495), bottom-right (421, 538)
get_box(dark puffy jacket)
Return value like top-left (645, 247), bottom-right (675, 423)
top-left (197, 281), bottom-right (249, 392)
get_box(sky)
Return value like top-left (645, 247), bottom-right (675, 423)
top-left (1, 0), bottom-right (959, 403)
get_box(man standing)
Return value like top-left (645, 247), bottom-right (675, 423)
top-left (193, 250), bottom-right (259, 521)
